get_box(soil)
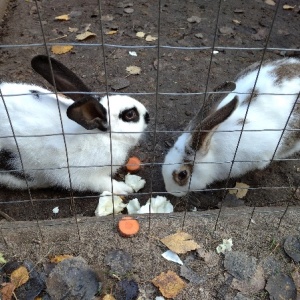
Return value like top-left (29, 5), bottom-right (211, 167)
top-left (0, 0), bottom-right (300, 221)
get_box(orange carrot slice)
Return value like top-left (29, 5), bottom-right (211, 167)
top-left (125, 156), bottom-right (141, 173)
top-left (118, 216), bottom-right (140, 237)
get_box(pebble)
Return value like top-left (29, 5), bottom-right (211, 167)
top-left (283, 235), bottom-right (300, 262)
top-left (105, 249), bottom-right (133, 277)
top-left (265, 273), bottom-right (296, 300)
top-left (46, 257), bottom-right (99, 300)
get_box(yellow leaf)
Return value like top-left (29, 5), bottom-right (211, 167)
top-left (55, 14), bottom-right (70, 21)
top-left (152, 270), bottom-right (186, 298)
top-left (283, 4), bottom-right (295, 10)
top-left (11, 266), bottom-right (29, 288)
top-left (105, 30), bottom-right (118, 35)
top-left (229, 182), bottom-right (250, 198)
top-left (160, 232), bottom-right (200, 254)
top-left (0, 282), bottom-right (16, 300)
top-left (0, 252), bottom-right (6, 264)
top-left (136, 31), bottom-right (145, 38)
top-left (103, 295), bottom-right (116, 300)
top-left (50, 254), bottom-right (73, 263)
top-left (145, 35), bottom-right (158, 42)
top-left (51, 45), bottom-right (73, 54)
top-left (76, 31), bottom-right (96, 41)
top-left (126, 65), bottom-right (141, 75)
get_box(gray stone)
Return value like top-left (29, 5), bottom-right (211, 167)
top-left (266, 273), bottom-right (296, 300)
top-left (224, 251), bottom-right (257, 281)
top-left (105, 249), bottom-right (133, 277)
top-left (46, 257), bottom-right (99, 300)
top-left (284, 235), bottom-right (300, 262)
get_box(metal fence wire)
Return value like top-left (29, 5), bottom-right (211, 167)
top-left (0, 0), bottom-right (299, 242)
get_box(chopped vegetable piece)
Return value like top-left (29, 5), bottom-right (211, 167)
top-left (126, 156), bottom-right (141, 172)
top-left (118, 216), bottom-right (140, 237)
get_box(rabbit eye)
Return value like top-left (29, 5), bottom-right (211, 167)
top-left (178, 170), bottom-right (188, 181)
top-left (120, 107), bottom-right (139, 122)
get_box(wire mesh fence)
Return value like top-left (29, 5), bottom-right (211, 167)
top-left (0, 0), bottom-right (299, 244)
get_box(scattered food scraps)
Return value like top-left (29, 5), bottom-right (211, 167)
top-left (125, 156), bottom-right (141, 172)
top-left (126, 65), bottom-right (141, 75)
top-left (76, 31), bottom-right (96, 41)
top-left (129, 51), bottom-right (137, 56)
top-left (145, 35), bottom-right (158, 42)
top-left (152, 270), bottom-right (187, 298)
top-left (127, 196), bottom-right (173, 214)
top-left (0, 252), bottom-right (6, 264)
top-left (161, 232), bottom-right (200, 254)
top-left (229, 182), bottom-right (250, 198)
top-left (265, 0), bottom-right (276, 5)
top-left (51, 45), bottom-right (74, 55)
top-left (52, 206), bottom-right (59, 214)
top-left (95, 192), bottom-right (126, 217)
top-left (162, 250), bottom-right (183, 265)
top-left (68, 27), bottom-right (78, 32)
top-left (105, 30), bottom-right (118, 35)
top-left (118, 216), bottom-right (140, 237)
top-left (55, 14), bottom-right (70, 21)
top-left (124, 174), bottom-right (145, 192)
top-left (136, 31), bottom-right (145, 38)
top-left (216, 238), bottom-right (233, 254)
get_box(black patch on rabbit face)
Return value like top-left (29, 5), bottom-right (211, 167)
top-left (0, 149), bottom-right (33, 181)
top-left (172, 163), bottom-right (193, 186)
top-left (30, 90), bottom-right (40, 99)
top-left (119, 107), bottom-right (140, 122)
top-left (144, 112), bottom-right (150, 124)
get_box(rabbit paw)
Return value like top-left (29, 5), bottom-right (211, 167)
top-left (112, 180), bottom-right (133, 195)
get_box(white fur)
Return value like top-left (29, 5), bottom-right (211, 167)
top-left (0, 83), bottom-right (148, 194)
top-left (163, 58), bottom-right (300, 196)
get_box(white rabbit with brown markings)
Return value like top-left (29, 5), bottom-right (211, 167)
top-left (162, 58), bottom-right (300, 196)
top-left (0, 55), bottom-right (149, 194)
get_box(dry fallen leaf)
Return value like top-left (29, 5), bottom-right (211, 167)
top-left (265, 0), bottom-right (276, 5)
top-left (50, 254), bottom-right (73, 263)
top-left (126, 65), bottom-right (141, 75)
top-left (76, 31), bottom-right (96, 41)
top-left (229, 182), bottom-right (250, 199)
top-left (161, 231), bottom-right (200, 254)
top-left (51, 45), bottom-right (74, 54)
top-left (68, 27), bottom-right (78, 33)
top-left (283, 4), bottom-right (295, 10)
top-left (145, 35), bottom-right (158, 42)
top-left (105, 30), bottom-right (118, 35)
top-left (11, 266), bottom-right (29, 288)
top-left (55, 14), bottom-right (70, 21)
top-left (136, 31), bottom-right (145, 38)
top-left (0, 282), bottom-right (16, 300)
top-left (232, 19), bottom-right (241, 25)
top-left (152, 270), bottom-right (186, 298)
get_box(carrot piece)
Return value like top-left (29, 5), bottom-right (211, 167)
top-left (118, 216), bottom-right (140, 237)
top-left (125, 156), bottom-right (141, 173)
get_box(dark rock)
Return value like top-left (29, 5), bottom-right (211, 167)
top-left (266, 273), bottom-right (296, 300)
top-left (283, 236), bottom-right (300, 262)
top-left (46, 257), bottom-right (99, 300)
top-left (224, 251), bottom-right (257, 281)
top-left (105, 249), bottom-right (133, 277)
top-left (114, 279), bottom-right (139, 300)
top-left (260, 256), bottom-right (282, 279)
top-left (180, 264), bottom-right (204, 284)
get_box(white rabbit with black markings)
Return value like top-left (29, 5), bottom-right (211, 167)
top-left (0, 55), bottom-right (149, 194)
top-left (162, 58), bottom-right (300, 197)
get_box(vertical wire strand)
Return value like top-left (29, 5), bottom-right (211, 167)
top-left (181, 0), bottom-right (224, 229)
top-left (34, 0), bottom-right (81, 239)
top-left (0, 89), bottom-right (43, 239)
top-left (147, 0), bottom-right (162, 231)
top-left (97, 0), bottom-right (116, 222)
top-left (214, 0), bottom-right (282, 231)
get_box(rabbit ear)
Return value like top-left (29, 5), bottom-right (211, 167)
top-left (190, 96), bottom-right (238, 153)
top-left (31, 55), bottom-right (107, 131)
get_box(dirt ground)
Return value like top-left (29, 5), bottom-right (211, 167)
top-left (0, 0), bottom-right (299, 221)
